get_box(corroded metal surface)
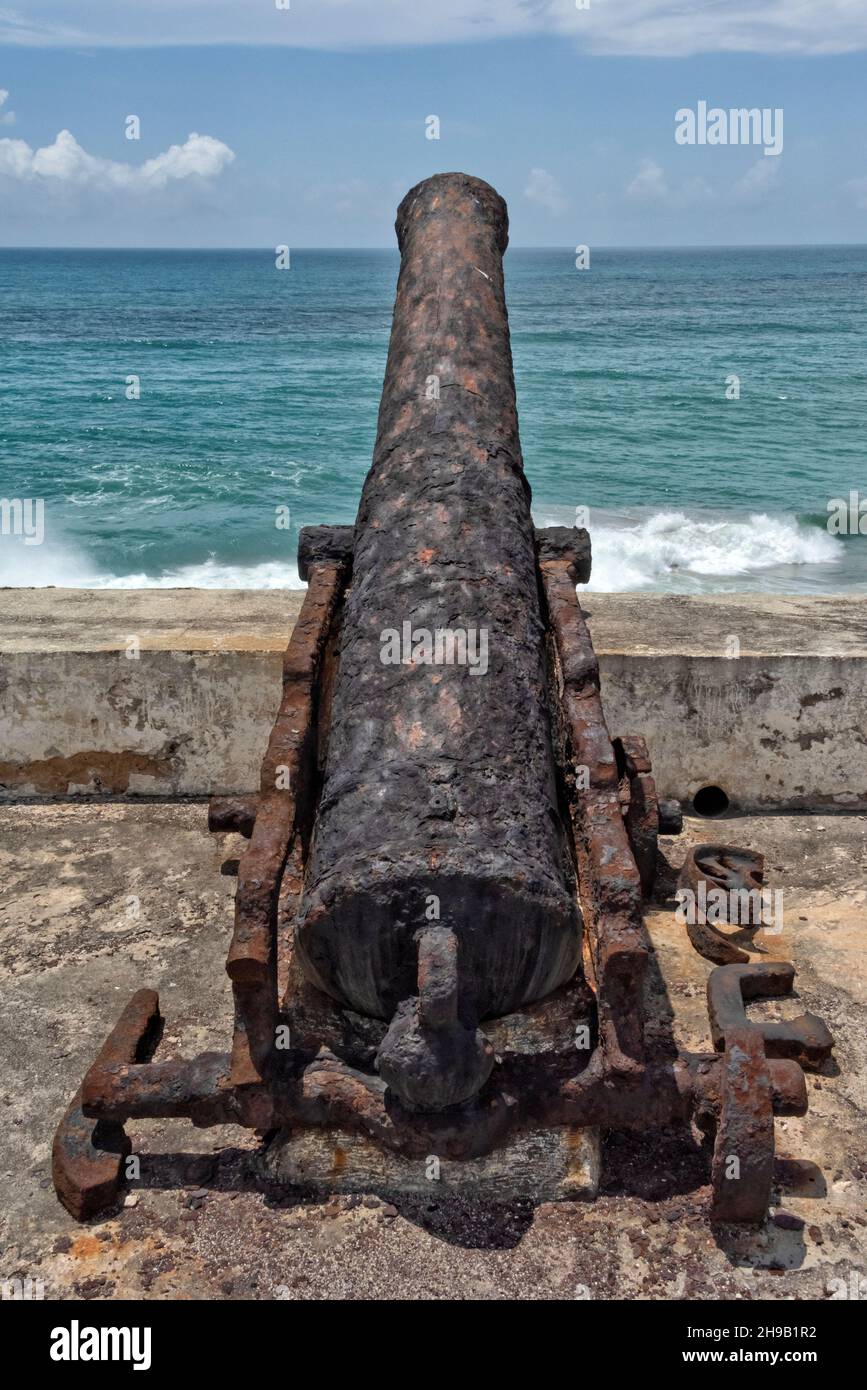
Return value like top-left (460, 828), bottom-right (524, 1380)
top-left (52, 990), bottom-right (162, 1220)
top-left (658, 799), bottom-right (684, 835)
top-left (535, 525), bottom-right (592, 583)
top-left (706, 961), bottom-right (833, 1222)
top-left (79, 1016), bottom-right (807, 1161)
top-left (297, 524), bottom-right (355, 582)
top-left (227, 558), bottom-right (347, 1088)
top-left (615, 733), bottom-right (660, 897)
top-left (295, 173), bottom-right (580, 1029)
top-left (208, 794), bottom-right (258, 838)
top-left (710, 1023), bottom-right (775, 1224)
top-left (376, 924), bottom-right (495, 1110)
top-left (679, 843), bottom-right (765, 965)
top-left (707, 961), bottom-right (834, 1070)
top-left (539, 550), bottom-right (648, 1076)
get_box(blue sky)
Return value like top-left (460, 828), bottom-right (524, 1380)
top-left (1, 2), bottom-right (866, 247)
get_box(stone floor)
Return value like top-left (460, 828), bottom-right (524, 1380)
top-left (1, 801), bottom-right (864, 1301)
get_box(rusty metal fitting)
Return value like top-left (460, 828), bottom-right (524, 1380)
top-left (678, 843), bottom-right (767, 964)
top-left (375, 926), bottom-right (495, 1111)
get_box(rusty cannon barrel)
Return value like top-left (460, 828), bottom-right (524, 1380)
top-left (295, 173), bottom-right (581, 1109)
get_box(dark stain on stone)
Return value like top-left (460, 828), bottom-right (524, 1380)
top-left (796, 732), bottom-right (831, 751)
top-left (801, 688), bottom-right (844, 708)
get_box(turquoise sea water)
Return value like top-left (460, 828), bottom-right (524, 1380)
top-left (1, 245), bottom-right (865, 591)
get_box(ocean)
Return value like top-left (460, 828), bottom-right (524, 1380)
top-left (1, 245), bottom-right (865, 593)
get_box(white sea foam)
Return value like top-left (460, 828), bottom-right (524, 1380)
top-left (0, 536), bottom-right (99, 587)
top-left (534, 508), bottom-right (843, 592)
top-left (0, 538), bottom-right (304, 589)
top-left (0, 511), bottom-right (844, 593)
top-left (91, 558), bottom-right (305, 590)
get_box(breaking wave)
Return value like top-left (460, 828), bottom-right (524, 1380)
top-left (1, 540), bottom-right (304, 590)
top-left (535, 508), bottom-right (844, 593)
top-left (1, 510), bottom-right (846, 594)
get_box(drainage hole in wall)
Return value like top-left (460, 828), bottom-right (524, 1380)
top-left (692, 785), bottom-right (730, 818)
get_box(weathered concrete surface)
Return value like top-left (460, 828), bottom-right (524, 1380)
top-left (1, 589), bottom-right (864, 808)
top-left (0, 586), bottom-right (305, 652)
top-left (1, 801), bottom-right (864, 1300)
top-left (588, 593), bottom-right (867, 813)
top-left (0, 590), bottom-right (303, 797)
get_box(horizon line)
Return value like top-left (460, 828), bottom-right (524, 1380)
top-left (2, 241), bottom-right (866, 253)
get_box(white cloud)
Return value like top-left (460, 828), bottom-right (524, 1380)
top-left (625, 155), bottom-right (783, 209)
top-left (140, 133), bottom-right (235, 186)
top-left (0, 129), bottom-right (234, 188)
top-left (733, 158), bottom-right (782, 201)
top-left (524, 167), bottom-right (567, 216)
top-left (625, 158), bottom-right (668, 203)
top-left (0, 1), bottom-right (865, 56)
top-left (562, 0), bottom-right (867, 58)
top-left (0, 88), bottom-right (15, 125)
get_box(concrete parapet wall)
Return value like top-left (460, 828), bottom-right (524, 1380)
top-left (1, 588), bottom-right (865, 810)
top-left (0, 589), bottom-right (303, 798)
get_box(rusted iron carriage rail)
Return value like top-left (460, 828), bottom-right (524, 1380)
top-left (53, 172), bottom-right (835, 1227)
top-left (537, 530), bottom-right (648, 1077)
top-left (79, 1037), bottom-right (808, 1158)
top-left (226, 553), bottom-right (347, 1095)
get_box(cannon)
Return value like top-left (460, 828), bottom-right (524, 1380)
top-left (53, 173), bottom-right (834, 1224)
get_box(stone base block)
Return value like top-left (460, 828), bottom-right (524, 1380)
top-left (264, 1124), bottom-right (600, 1203)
